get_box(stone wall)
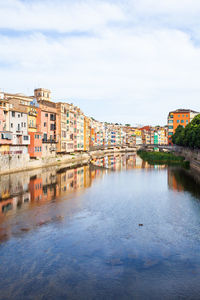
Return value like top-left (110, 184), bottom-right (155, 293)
top-left (173, 146), bottom-right (200, 173)
top-left (0, 152), bottom-right (29, 173)
top-left (0, 152), bottom-right (90, 175)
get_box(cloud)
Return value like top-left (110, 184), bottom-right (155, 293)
top-left (0, 0), bottom-right (200, 125)
top-left (0, 0), bottom-right (125, 33)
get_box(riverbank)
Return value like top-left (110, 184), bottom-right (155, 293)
top-left (0, 147), bottom-right (137, 176)
top-left (137, 150), bottom-right (189, 167)
top-left (172, 146), bottom-right (200, 173)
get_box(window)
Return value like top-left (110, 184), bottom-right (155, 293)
top-left (40, 147), bottom-right (42, 152)
top-left (45, 113), bottom-right (48, 117)
top-left (177, 120), bottom-right (180, 123)
top-left (18, 114), bottom-right (20, 118)
top-left (11, 123), bottom-right (13, 128)
top-left (181, 120), bottom-right (184, 123)
top-left (50, 114), bottom-right (55, 121)
top-left (178, 115), bottom-right (180, 117)
top-left (24, 123), bottom-right (26, 127)
top-left (50, 124), bottom-right (55, 130)
top-left (43, 133), bottom-right (47, 141)
top-left (168, 120), bottom-right (173, 124)
top-left (35, 147), bottom-right (37, 152)
top-left (186, 120), bottom-right (188, 124)
top-left (44, 122), bottom-right (47, 127)
top-left (24, 136), bottom-right (29, 140)
top-left (182, 115), bottom-right (184, 117)
top-left (21, 122), bottom-right (23, 127)
top-left (12, 111), bottom-right (15, 117)
top-left (186, 114), bottom-right (188, 117)
top-left (169, 132), bottom-right (173, 135)
top-left (21, 113), bottom-right (23, 117)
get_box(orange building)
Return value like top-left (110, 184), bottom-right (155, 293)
top-left (168, 109), bottom-right (199, 145)
top-left (28, 103), bottom-right (42, 158)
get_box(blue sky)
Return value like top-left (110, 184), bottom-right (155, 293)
top-left (1, 0), bottom-right (200, 126)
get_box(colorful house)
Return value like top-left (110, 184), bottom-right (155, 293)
top-left (28, 99), bottom-right (42, 158)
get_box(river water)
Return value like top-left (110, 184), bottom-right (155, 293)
top-left (1, 154), bottom-right (200, 300)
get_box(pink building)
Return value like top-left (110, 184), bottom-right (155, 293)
top-left (39, 100), bottom-right (57, 157)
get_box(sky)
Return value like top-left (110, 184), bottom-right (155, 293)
top-left (0, 0), bottom-right (200, 126)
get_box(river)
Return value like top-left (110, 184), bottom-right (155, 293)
top-left (1, 153), bottom-right (200, 299)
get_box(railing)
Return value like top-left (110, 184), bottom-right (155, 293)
top-left (29, 124), bottom-right (37, 129)
top-left (42, 139), bottom-right (58, 143)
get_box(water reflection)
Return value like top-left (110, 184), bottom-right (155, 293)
top-left (2, 154), bottom-right (197, 222)
top-left (0, 154), bottom-right (166, 219)
top-left (0, 154), bottom-right (173, 244)
top-left (1, 154), bottom-right (200, 299)
top-left (168, 167), bottom-right (200, 200)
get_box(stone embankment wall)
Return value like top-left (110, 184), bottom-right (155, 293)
top-left (0, 153), bottom-right (30, 174)
top-left (173, 146), bottom-right (200, 173)
top-left (0, 153), bottom-right (90, 175)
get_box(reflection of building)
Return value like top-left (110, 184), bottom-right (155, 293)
top-left (168, 169), bottom-right (184, 192)
top-left (0, 154), bottom-right (167, 220)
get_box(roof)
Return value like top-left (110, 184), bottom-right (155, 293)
top-left (169, 109), bottom-right (199, 115)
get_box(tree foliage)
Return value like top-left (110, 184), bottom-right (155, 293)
top-left (172, 114), bottom-right (200, 148)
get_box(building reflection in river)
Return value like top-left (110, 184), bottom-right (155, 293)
top-left (168, 167), bottom-right (200, 200)
top-left (0, 154), bottom-right (167, 219)
top-left (0, 165), bottom-right (103, 219)
top-left (92, 153), bottom-right (166, 171)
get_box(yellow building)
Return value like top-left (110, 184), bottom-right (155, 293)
top-left (27, 106), bottom-right (37, 133)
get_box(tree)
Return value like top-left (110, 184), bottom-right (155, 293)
top-left (172, 125), bottom-right (185, 145)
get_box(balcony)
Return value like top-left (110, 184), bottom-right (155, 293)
top-left (16, 130), bottom-right (23, 135)
top-left (28, 111), bottom-right (37, 116)
top-left (29, 124), bottom-right (37, 129)
top-left (42, 138), bottom-right (58, 144)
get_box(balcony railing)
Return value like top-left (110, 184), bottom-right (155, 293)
top-left (42, 139), bottom-right (58, 144)
top-left (29, 124), bottom-right (37, 129)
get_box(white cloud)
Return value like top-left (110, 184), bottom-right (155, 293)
top-left (0, 0), bottom-right (125, 33)
top-left (0, 0), bottom-right (200, 125)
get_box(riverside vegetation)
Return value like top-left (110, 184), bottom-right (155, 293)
top-left (172, 114), bottom-right (200, 148)
top-left (137, 150), bottom-right (190, 167)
